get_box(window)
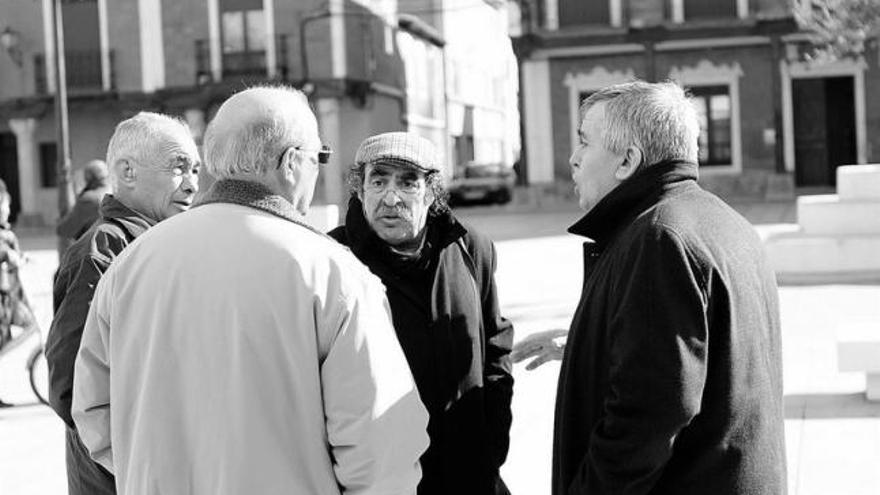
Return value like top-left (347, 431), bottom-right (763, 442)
top-left (220, 0), bottom-right (267, 77)
top-left (454, 135), bottom-right (475, 165)
top-left (39, 143), bottom-right (58, 188)
top-left (222, 10), bottom-right (265, 54)
top-left (558, 0), bottom-right (610, 27)
top-left (690, 86), bottom-right (732, 166)
top-left (683, 0), bottom-right (736, 20)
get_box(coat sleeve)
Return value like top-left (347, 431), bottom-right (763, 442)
top-left (570, 228), bottom-right (708, 494)
top-left (479, 240), bottom-right (514, 469)
top-left (71, 268), bottom-right (115, 473)
top-left (46, 255), bottom-right (109, 428)
top-left (320, 271), bottom-right (430, 495)
top-left (46, 230), bottom-right (121, 428)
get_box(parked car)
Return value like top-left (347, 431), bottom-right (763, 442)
top-left (448, 162), bottom-right (516, 206)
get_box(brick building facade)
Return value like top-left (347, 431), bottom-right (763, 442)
top-left (512, 0), bottom-right (880, 201)
top-left (0, 0), bottom-right (516, 226)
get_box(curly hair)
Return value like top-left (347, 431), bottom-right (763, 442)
top-left (346, 162), bottom-right (450, 215)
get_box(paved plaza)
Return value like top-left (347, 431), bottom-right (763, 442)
top-left (2, 202), bottom-right (879, 494)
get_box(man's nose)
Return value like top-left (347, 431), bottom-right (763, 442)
top-left (180, 173), bottom-right (198, 194)
top-left (381, 186), bottom-right (403, 205)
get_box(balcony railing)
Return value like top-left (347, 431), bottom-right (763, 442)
top-left (195, 35), bottom-right (289, 84)
top-left (34, 49), bottom-right (113, 95)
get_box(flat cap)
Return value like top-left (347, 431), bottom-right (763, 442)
top-left (355, 132), bottom-right (440, 173)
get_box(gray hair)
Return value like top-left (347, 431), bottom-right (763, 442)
top-left (203, 86), bottom-right (312, 179)
top-left (580, 80), bottom-right (700, 166)
top-left (105, 112), bottom-right (192, 192)
top-left (346, 163), bottom-right (449, 215)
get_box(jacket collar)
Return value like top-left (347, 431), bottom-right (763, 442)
top-left (568, 159), bottom-right (698, 245)
top-left (342, 196), bottom-right (467, 257)
top-left (195, 179), bottom-right (327, 237)
top-left (98, 194), bottom-right (155, 238)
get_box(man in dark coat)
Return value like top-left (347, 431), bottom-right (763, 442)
top-left (56, 159), bottom-right (111, 242)
top-left (329, 132), bottom-right (514, 495)
top-left (45, 112), bottom-right (200, 495)
top-left (515, 81), bottom-right (786, 494)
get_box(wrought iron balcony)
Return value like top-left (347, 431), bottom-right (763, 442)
top-left (195, 34), bottom-right (289, 85)
top-left (34, 49), bottom-right (113, 94)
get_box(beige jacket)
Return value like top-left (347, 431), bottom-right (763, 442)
top-left (72, 187), bottom-right (429, 495)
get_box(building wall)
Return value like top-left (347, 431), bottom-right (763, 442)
top-left (865, 45), bottom-right (880, 163)
top-left (549, 53), bottom-right (649, 180)
top-left (656, 45), bottom-right (777, 172)
top-left (30, 106), bottom-right (120, 223)
top-left (163, 0), bottom-right (210, 89)
top-left (0, 0), bottom-right (44, 100)
top-left (442, 0), bottom-right (519, 169)
top-left (107, 0), bottom-right (143, 92)
top-left (544, 43), bottom-right (794, 198)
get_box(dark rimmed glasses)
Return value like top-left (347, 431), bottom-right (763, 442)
top-left (277, 145), bottom-right (333, 169)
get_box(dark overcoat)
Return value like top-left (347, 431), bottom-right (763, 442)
top-left (46, 195), bottom-right (154, 495)
top-left (329, 198), bottom-right (514, 495)
top-left (554, 161), bottom-right (786, 495)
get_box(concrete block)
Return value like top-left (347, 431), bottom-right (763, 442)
top-left (838, 164), bottom-right (880, 200)
top-left (868, 374), bottom-right (880, 401)
top-left (837, 325), bottom-right (880, 401)
top-left (764, 232), bottom-right (880, 275)
top-left (303, 204), bottom-right (339, 232)
top-left (838, 339), bottom-right (880, 373)
top-left (797, 194), bottom-right (880, 235)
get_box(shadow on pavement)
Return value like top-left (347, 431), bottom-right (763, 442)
top-left (784, 393), bottom-right (880, 419)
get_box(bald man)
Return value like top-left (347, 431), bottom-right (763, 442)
top-left (46, 112), bottom-right (200, 495)
top-left (72, 86), bottom-right (429, 494)
top-left (56, 159), bottom-right (111, 242)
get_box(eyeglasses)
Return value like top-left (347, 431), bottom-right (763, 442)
top-left (363, 176), bottom-right (427, 197)
top-left (277, 144), bottom-right (333, 169)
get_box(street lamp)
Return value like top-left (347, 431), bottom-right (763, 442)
top-left (0, 26), bottom-right (23, 67)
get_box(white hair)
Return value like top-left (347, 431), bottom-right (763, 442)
top-left (203, 86), bottom-right (312, 179)
top-left (105, 112), bottom-right (192, 192)
top-left (580, 80), bottom-right (700, 166)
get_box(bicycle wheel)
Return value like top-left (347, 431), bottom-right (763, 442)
top-left (27, 346), bottom-right (49, 406)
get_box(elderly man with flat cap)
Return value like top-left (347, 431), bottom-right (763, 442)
top-left (329, 132), bottom-right (514, 495)
top-left (72, 87), bottom-right (428, 494)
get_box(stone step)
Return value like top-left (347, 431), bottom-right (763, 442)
top-left (797, 194), bottom-right (880, 236)
top-left (837, 325), bottom-right (880, 401)
top-left (838, 164), bottom-right (880, 200)
top-left (764, 231), bottom-right (880, 282)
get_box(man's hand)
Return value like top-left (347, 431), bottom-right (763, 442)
top-left (511, 329), bottom-right (569, 370)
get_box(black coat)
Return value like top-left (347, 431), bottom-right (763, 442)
top-left (553, 161), bottom-right (786, 495)
top-left (329, 198), bottom-right (514, 495)
top-left (45, 195), bottom-right (154, 495)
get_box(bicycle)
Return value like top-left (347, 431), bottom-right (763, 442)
top-left (0, 260), bottom-right (48, 407)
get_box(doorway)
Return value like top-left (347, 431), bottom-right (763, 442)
top-left (792, 76), bottom-right (856, 187)
top-left (0, 133), bottom-right (21, 224)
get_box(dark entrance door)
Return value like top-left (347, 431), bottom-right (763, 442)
top-left (792, 76), bottom-right (856, 187)
top-left (0, 133), bottom-right (21, 224)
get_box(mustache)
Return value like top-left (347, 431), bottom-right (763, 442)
top-left (376, 205), bottom-right (412, 220)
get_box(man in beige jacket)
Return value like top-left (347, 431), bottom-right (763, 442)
top-left (72, 86), bottom-right (429, 494)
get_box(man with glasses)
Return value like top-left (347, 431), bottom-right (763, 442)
top-left (72, 87), bottom-right (428, 494)
top-left (329, 132), bottom-right (514, 495)
top-left (45, 111), bottom-right (200, 495)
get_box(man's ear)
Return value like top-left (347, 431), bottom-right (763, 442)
top-left (279, 146), bottom-right (296, 173)
top-left (615, 146), bottom-right (643, 181)
top-left (115, 159), bottom-right (137, 186)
